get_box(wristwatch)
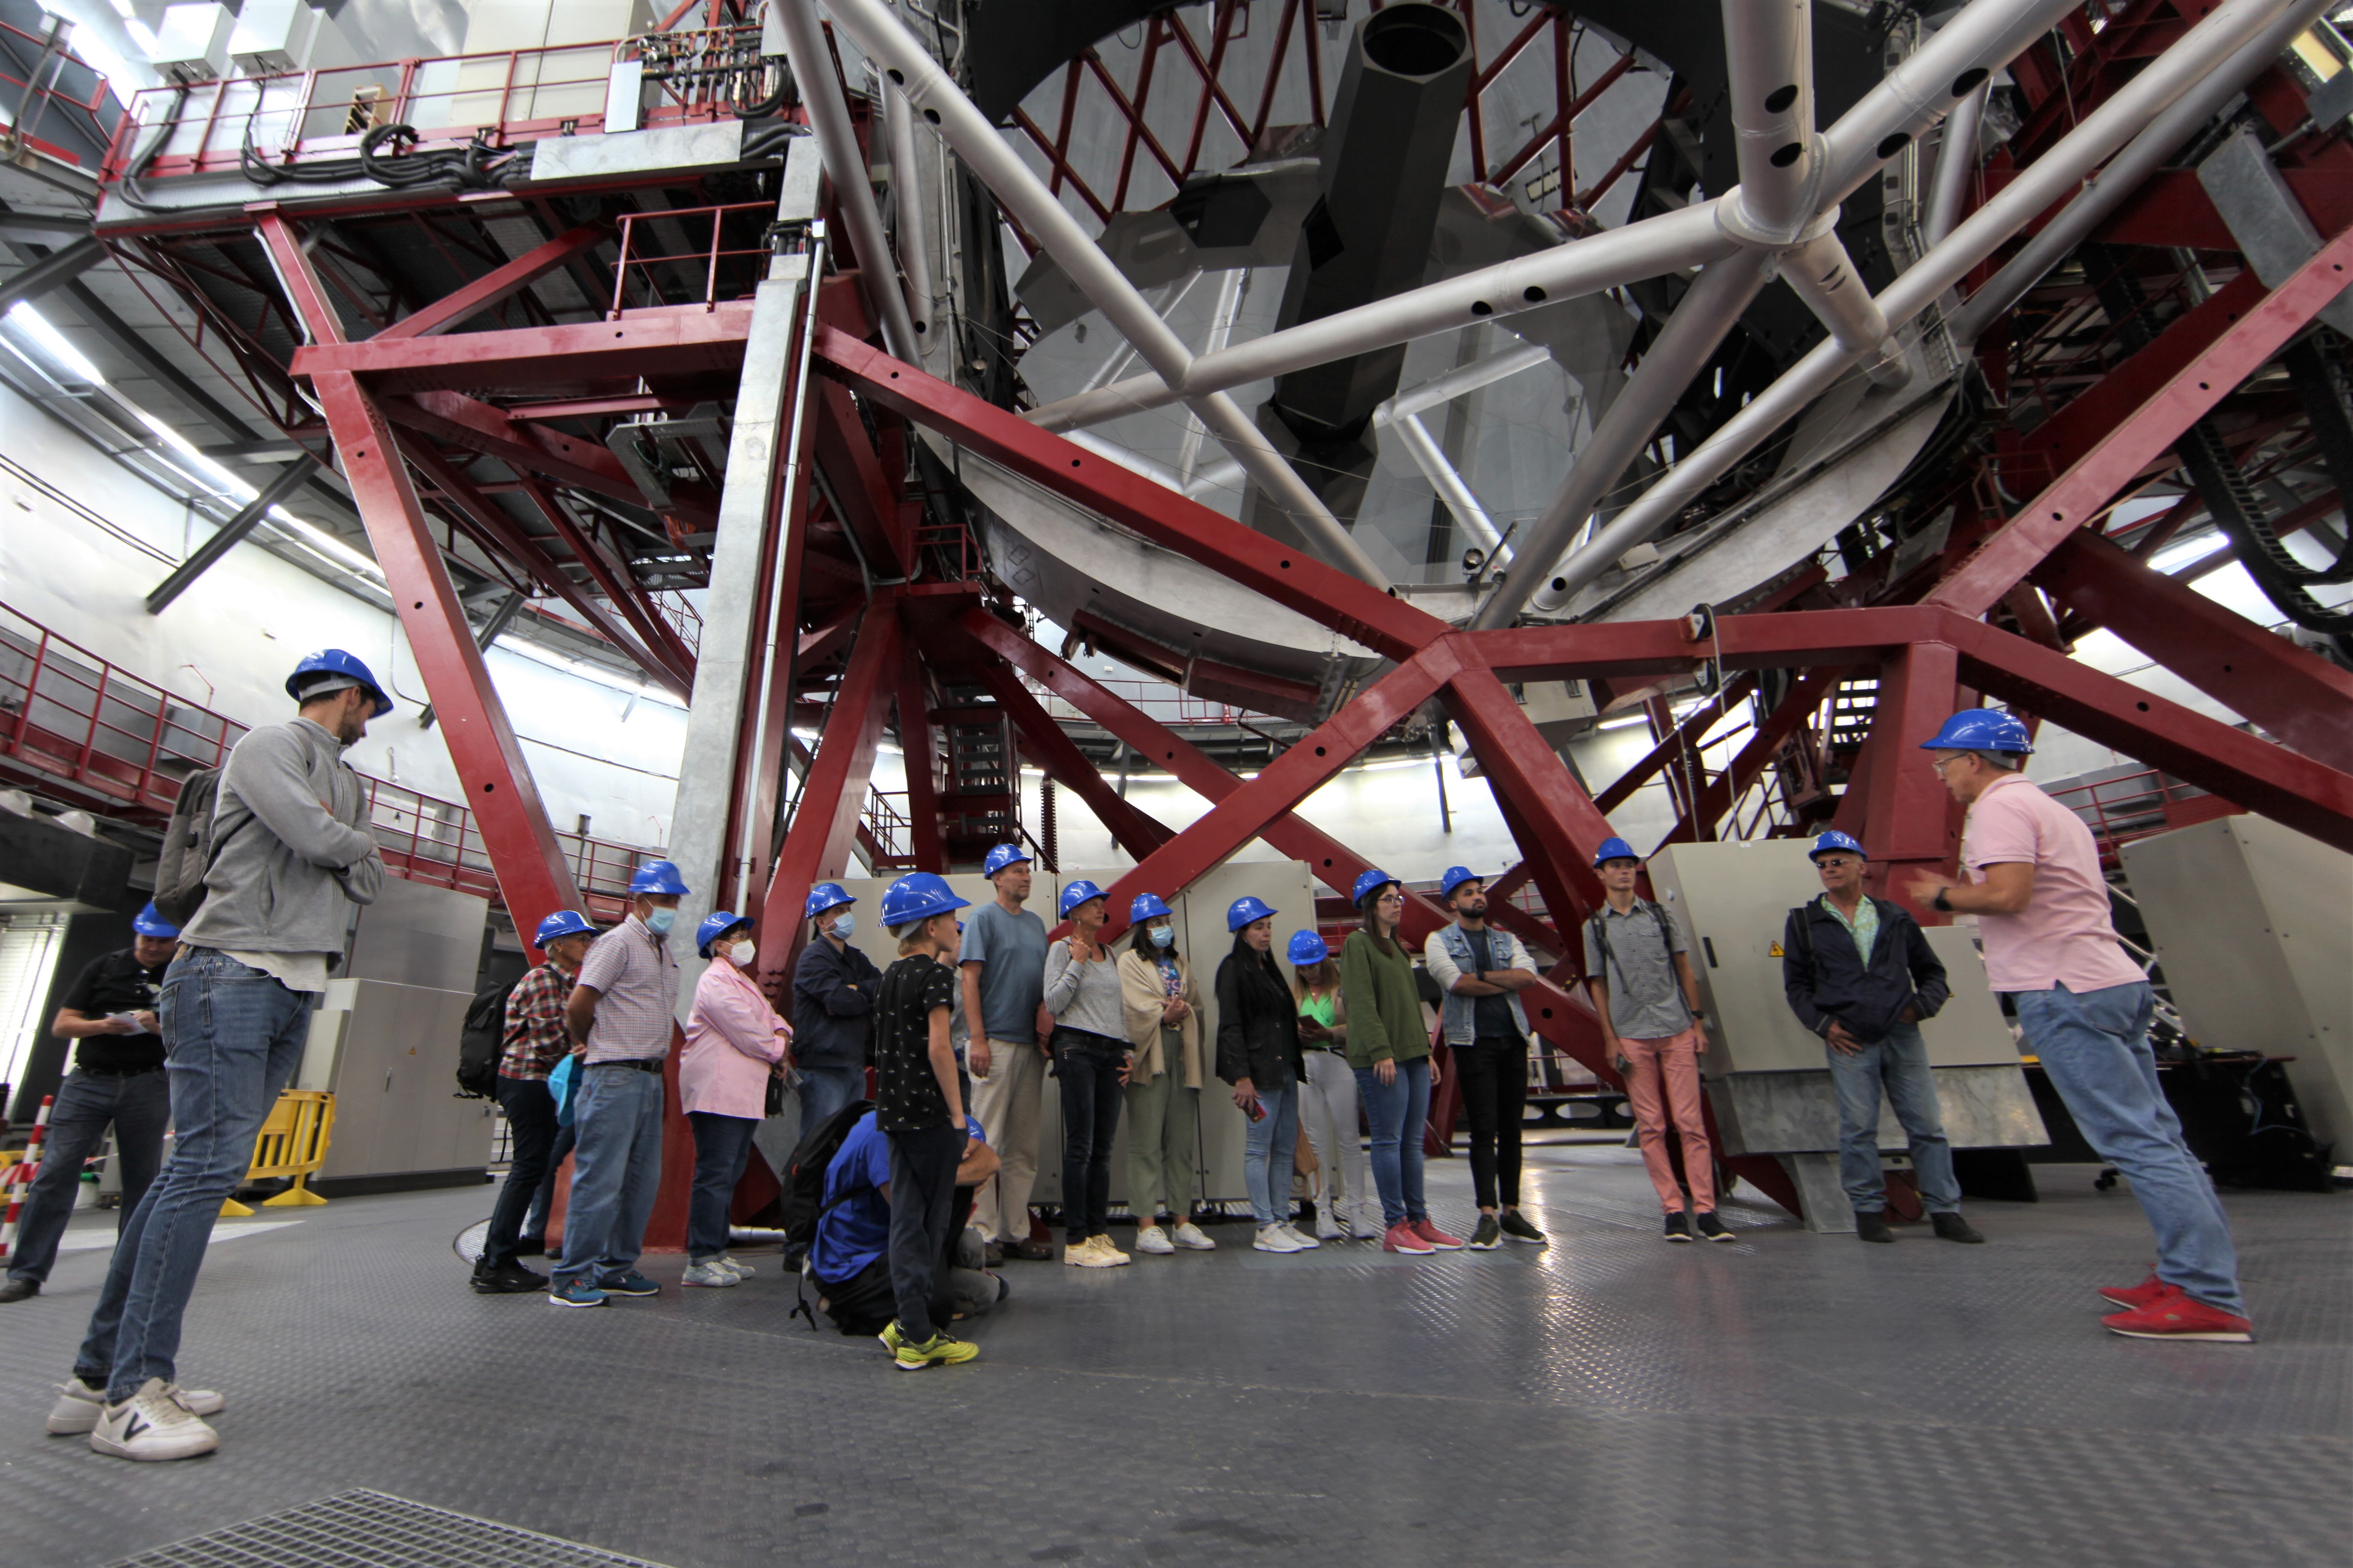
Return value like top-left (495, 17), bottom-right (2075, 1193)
top-left (1932, 887), bottom-right (1954, 913)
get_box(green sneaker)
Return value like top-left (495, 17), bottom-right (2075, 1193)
top-left (892, 1330), bottom-right (979, 1371)
top-left (1467, 1215), bottom-right (1503, 1250)
top-left (877, 1321), bottom-right (909, 1359)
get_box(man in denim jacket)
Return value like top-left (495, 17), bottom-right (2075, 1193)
top-left (1422, 868), bottom-right (1546, 1249)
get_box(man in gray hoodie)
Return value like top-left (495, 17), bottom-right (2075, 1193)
top-left (50, 650), bottom-right (388, 1463)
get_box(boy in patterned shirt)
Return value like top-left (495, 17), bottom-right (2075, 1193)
top-left (871, 874), bottom-right (979, 1370)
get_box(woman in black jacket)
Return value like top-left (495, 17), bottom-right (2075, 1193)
top-left (1781, 832), bottom-right (1984, 1245)
top-left (1214, 896), bottom-right (1313, 1254)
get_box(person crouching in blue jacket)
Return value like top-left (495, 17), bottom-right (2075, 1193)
top-left (1781, 832), bottom-right (1984, 1247)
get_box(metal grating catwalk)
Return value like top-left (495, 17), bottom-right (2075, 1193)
top-left (3, 1140), bottom-right (2345, 1568)
top-left (101, 1491), bottom-right (672, 1568)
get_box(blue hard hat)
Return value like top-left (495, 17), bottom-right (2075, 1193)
top-left (1809, 830), bottom-right (1868, 862)
top-left (1437, 865), bottom-right (1483, 899)
top-left (131, 901), bottom-right (179, 939)
top-left (881, 872), bottom-right (970, 928)
top-left (1129, 892), bottom-right (1173, 922)
top-left (804, 883), bottom-right (855, 920)
top-left (1226, 894), bottom-right (1276, 931)
top-left (983, 842), bottom-right (1033, 877)
top-left (697, 911), bottom-right (754, 958)
top-left (1593, 836), bottom-right (1640, 868)
top-left (1350, 868), bottom-right (1399, 905)
top-left (532, 909), bottom-right (595, 947)
top-left (1919, 708), bottom-right (2033, 754)
top-left (1058, 879), bottom-right (1108, 918)
top-left (1286, 929), bottom-right (1329, 966)
top-left (285, 649), bottom-right (393, 717)
top-left (627, 859), bottom-right (691, 897)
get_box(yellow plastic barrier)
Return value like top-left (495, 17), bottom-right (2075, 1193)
top-left (220, 1091), bottom-right (336, 1217)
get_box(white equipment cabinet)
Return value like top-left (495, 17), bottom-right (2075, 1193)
top-left (2120, 816), bottom-right (2352, 1153)
top-left (1646, 841), bottom-right (2046, 1232)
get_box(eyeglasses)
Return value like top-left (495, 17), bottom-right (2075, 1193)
top-left (1815, 855), bottom-right (1859, 870)
top-left (1375, 893), bottom-right (1405, 906)
top-left (1928, 755), bottom-right (1967, 774)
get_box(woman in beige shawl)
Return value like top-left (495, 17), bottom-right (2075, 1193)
top-left (1115, 893), bottom-right (1214, 1253)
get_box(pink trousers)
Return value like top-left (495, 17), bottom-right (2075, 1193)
top-left (1620, 1029), bottom-right (1715, 1213)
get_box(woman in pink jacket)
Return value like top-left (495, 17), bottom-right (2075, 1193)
top-left (682, 911), bottom-right (791, 1287)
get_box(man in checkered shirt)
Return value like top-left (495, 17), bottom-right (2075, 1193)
top-left (472, 911), bottom-right (599, 1295)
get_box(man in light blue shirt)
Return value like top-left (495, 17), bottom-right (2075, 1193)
top-left (960, 845), bottom-right (1052, 1259)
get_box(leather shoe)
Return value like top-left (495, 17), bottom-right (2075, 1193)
top-left (0, 1277), bottom-right (37, 1304)
top-left (1931, 1212), bottom-right (1986, 1244)
top-left (1003, 1237), bottom-right (1055, 1262)
top-left (1855, 1211), bottom-right (1895, 1243)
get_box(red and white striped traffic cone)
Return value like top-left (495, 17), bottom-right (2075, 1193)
top-left (0, 1095), bottom-right (56, 1264)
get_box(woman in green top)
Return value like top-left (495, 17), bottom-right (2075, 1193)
top-left (1289, 930), bottom-right (1371, 1240)
top-left (1339, 870), bottom-right (1460, 1254)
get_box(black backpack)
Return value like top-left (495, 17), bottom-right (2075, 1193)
top-left (780, 1096), bottom-right (877, 1255)
top-left (1585, 899), bottom-right (1678, 987)
top-left (455, 976), bottom-right (522, 1099)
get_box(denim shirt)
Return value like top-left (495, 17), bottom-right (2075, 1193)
top-left (1425, 923), bottom-right (1531, 1046)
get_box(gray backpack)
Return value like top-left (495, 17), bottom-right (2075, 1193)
top-left (151, 766), bottom-right (240, 929)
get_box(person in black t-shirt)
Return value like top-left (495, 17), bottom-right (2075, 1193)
top-left (870, 873), bottom-right (980, 1371)
top-left (1, 904), bottom-right (183, 1305)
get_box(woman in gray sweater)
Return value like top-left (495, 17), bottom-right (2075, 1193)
top-left (1042, 880), bottom-right (1132, 1268)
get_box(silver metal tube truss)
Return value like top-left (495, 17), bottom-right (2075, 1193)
top-left (1718, 0), bottom-right (1823, 247)
top-left (1924, 78), bottom-right (1989, 247)
top-left (884, 83), bottom-right (939, 341)
top-left (1532, 0), bottom-right (2303, 615)
top-left (1947, 0), bottom-right (2333, 344)
top-left (1470, 249), bottom-right (1774, 628)
top-left (823, 0), bottom-right (1388, 584)
top-left (1781, 229), bottom-right (1910, 384)
top-left (776, 0), bottom-right (919, 361)
top-left (1394, 412), bottom-right (1504, 554)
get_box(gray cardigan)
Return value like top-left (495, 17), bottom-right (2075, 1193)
top-left (182, 718), bottom-right (384, 955)
top-left (1042, 940), bottom-right (1128, 1042)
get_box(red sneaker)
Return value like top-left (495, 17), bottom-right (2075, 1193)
top-left (2101, 1294), bottom-right (2255, 1343)
top-left (1383, 1221), bottom-right (1434, 1255)
top-left (2098, 1273), bottom-right (2174, 1311)
top-left (1410, 1218), bottom-right (1465, 1251)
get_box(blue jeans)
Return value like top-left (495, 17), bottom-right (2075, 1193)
top-left (552, 1064), bottom-right (665, 1288)
top-left (1355, 1058), bottom-right (1432, 1229)
top-left (1826, 1021), bottom-right (1960, 1215)
top-left (75, 948), bottom-right (314, 1401)
top-left (797, 1065), bottom-right (864, 1138)
top-left (686, 1111), bottom-right (759, 1261)
top-left (7, 1067), bottom-right (171, 1286)
top-left (2014, 981), bottom-right (2243, 1314)
top-left (1241, 1081), bottom-right (1300, 1227)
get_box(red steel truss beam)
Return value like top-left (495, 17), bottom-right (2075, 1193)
top-left (514, 477), bottom-right (699, 687)
top-left (811, 379), bottom-right (916, 576)
top-left (1931, 225), bottom-right (2353, 617)
top-left (2032, 528), bottom-right (2353, 772)
top-left (978, 660), bottom-right (1175, 861)
top-left (1592, 672), bottom-right (1762, 814)
top-left (373, 223), bottom-right (608, 341)
top-left (758, 605), bottom-right (904, 958)
top-left (387, 391), bottom-right (649, 504)
top-left (1660, 667), bottom-right (1850, 846)
top-left (894, 641), bottom-right (947, 872)
top-left (290, 304), bottom-right (756, 395)
top-left (1857, 641), bottom-right (1964, 910)
top-left (814, 327), bottom-right (1448, 662)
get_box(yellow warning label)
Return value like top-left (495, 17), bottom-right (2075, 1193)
top-left (1767, 942), bottom-right (1784, 958)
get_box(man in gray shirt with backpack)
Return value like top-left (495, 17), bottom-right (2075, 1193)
top-left (45, 651), bottom-right (387, 1463)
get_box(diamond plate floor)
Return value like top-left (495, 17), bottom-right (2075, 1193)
top-left (1, 1138), bottom-right (2344, 1568)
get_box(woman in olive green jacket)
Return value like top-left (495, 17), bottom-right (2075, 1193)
top-left (1338, 870), bottom-right (1459, 1254)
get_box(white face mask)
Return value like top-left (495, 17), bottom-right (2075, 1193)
top-left (728, 940), bottom-right (757, 968)
top-left (830, 913), bottom-right (855, 940)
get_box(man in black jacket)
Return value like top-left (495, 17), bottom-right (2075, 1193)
top-left (792, 883), bottom-right (882, 1135)
top-left (1782, 832), bottom-right (1985, 1245)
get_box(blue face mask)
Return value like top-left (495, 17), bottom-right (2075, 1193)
top-left (644, 907), bottom-right (676, 937)
top-left (830, 913), bottom-right (855, 939)
top-left (1149, 925), bottom-right (1174, 949)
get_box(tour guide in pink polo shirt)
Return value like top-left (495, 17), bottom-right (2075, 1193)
top-left (1904, 710), bottom-right (2251, 1344)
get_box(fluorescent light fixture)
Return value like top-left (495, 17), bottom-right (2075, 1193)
top-left (496, 634), bottom-right (684, 708)
top-left (1596, 713), bottom-right (1649, 731)
top-left (2149, 534), bottom-right (2222, 574)
top-left (6, 304), bottom-right (104, 385)
top-left (263, 508), bottom-right (385, 580)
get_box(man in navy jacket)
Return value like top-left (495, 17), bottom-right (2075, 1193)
top-left (793, 883), bottom-right (882, 1134)
top-left (1781, 832), bottom-right (1984, 1246)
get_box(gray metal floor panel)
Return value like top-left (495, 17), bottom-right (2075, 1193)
top-left (101, 1490), bottom-right (672, 1568)
top-left (0, 1136), bottom-right (2343, 1568)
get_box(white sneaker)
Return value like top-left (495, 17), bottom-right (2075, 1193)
top-left (716, 1254), bottom-right (755, 1278)
top-left (1279, 1223), bottom-right (1322, 1250)
top-left (683, 1261), bottom-right (739, 1287)
top-left (88, 1378), bottom-right (219, 1461)
top-left (1352, 1202), bottom-right (1385, 1238)
top-left (1133, 1224), bottom-right (1176, 1255)
top-left (1314, 1209), bottom-right (1345, 1241)
top-left (47, 1377), bottom-right (223, 1436)
top-left (1171, 1221), bottom-right (1217, 1251)
top-left (1065, 1235), bottom-right (1129, 1268)
top-left (1253, 1224), bottom-right (1305, 1253)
